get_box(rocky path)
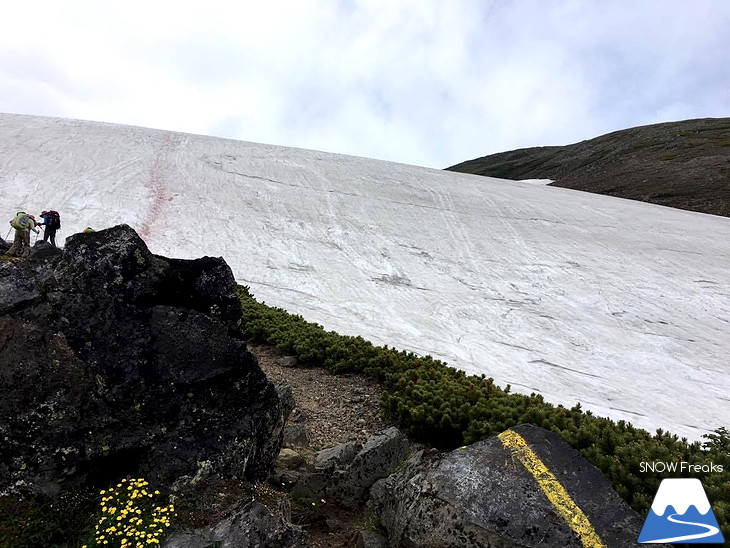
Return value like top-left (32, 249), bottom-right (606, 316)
top-left (252, 343), bottom-right (391, 451)
top-left (251, 343), bottom-right (395, 547)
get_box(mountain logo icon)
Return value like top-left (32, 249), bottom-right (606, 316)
top-left (638, 478), bottom-right (725, 543)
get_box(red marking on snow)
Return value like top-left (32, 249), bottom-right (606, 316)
top-left (139, 133), bottom-right (174, 240)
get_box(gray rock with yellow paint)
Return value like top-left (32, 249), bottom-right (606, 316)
top-left (368, 424), bottom-right (662, 547)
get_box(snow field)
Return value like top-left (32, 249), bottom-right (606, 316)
top-left (2, 113), bottom-right (728, 441)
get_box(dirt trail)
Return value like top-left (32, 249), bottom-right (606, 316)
top-left (252, 343), bottom-right (390, 450)
top-left (251, 343), bottom-right (394, 547)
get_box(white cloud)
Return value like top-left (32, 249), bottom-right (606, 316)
top-left (1, 0), bottom-right (729, 168)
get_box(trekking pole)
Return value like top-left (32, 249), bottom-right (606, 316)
top-left (4, 228), bottom-right (10, 240)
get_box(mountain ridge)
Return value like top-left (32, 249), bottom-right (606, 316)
top-left (447, 117), bottom-right (730, 217)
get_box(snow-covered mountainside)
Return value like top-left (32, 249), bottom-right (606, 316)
top-left (2, 113), bottom-right (728, 441)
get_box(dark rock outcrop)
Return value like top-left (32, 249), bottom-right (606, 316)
top-left (313, 441), bottom-right (360, 472)
top-left (277, 448), bottom-right (306, 470)
top-left (30, 240), bottom-right (62, 263)
top-left (369, 425), bottom-right (651, 547)
top-left (328, 427), bottom-right (410, 509)
top-left (283, 423), bottom-right (310, 447)
top-left (0, 260), bottom-right (43, 315)
top-left (0, 224), bottom-right (285, 497)
top-left (162, 500), bottom-right (307, 548)
top-left (292, 428), bottom-right (410, 509)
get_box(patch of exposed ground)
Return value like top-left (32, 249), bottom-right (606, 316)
top-left (252, 343), bottom-right (391, 451)
top-left (251, 343), bottom-right (395, 547)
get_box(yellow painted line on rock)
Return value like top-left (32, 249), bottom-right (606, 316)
top-left (498, 429), bottom-right (607, 548)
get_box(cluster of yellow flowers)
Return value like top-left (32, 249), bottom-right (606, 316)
top-left (82, 478), bottom-right (175, 547)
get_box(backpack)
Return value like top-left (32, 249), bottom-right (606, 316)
top-left (47, 211), bottom-right (61, 229)
top-left (10, 213), bottom-right (30, 230)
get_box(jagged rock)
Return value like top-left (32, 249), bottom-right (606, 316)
top-left (356, 530), bottom-right (388, 548)
top-left (327, 427), bottom-right (410, 509)
top-left (339, 431), bottom-right (360, 443)
top-left (272, 468), bottom-right (302, 488)
top-left (0, 224), bottom-right (286, 497)
top-left (30, 240), bottom-right (62, 263)
top-left (294, 429), bottom-right (410, 508)
top-left (290, 471), bottom-right (328, 500)
top-left (283, 423), bottom-right (310, 447)
top-left (276, 383), bottom-right (296, 421)
top-left (369, 425), bottom-right (651, 547)
top-left (313, 441), bottom-right (360, 472)
top-left (161, 532), bottom-right (211, 548)
top-left (277, 448), bottom-right (305, 470)
top-left (161, 500), bottom-right (307, 547)
top-left (0, 261), bottom-right (43, 315)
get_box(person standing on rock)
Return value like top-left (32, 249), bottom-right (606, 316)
top-left (7, 211), bottom-right (40, 258)
top-left (38, 210), bottom-right (61, 247)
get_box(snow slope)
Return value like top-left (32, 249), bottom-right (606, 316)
top-left (2, 113), bottom-right (728, 441)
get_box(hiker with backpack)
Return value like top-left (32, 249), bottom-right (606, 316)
top-left (7, 211), bottom-right (40, 258)
top-left (39, 210), bottom-right (61, 247)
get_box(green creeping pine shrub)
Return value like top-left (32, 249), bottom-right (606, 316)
top-left (237, 285), bottom-right (729, 537)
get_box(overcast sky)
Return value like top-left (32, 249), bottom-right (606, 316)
top-left (2, 1), bottom-right (729, 169)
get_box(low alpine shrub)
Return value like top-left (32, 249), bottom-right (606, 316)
top-left (237, 285), bottom-right (728, 537)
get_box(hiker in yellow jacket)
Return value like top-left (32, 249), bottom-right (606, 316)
top-left (7, 211), bottom-right (40, 258)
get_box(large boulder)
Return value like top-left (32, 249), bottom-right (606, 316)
top-left (291, 428), bottom-right (410, 508)
top-left (369, 425), bottom-right (652, 547)
top-left (328, 427), bottom-right (410, 508)
top-left (30, 240), bottom-right (62, 263)
top-left (0, 260), bottom-right (43, 315)
top-left (0, 225), bottom-right (285, 497)
top-left (313, 441), bottom-right (361, 472)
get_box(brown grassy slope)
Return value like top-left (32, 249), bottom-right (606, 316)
top-left (447, 118), bottom-right (730, 217)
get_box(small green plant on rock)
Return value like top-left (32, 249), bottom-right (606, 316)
top-left (359, 509), bottom-right (384, 533)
